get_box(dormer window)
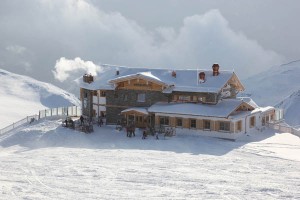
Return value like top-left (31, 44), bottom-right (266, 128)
top-left (199, 72), bottom-right (206, 83)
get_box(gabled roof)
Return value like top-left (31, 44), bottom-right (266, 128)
top-left (121, 107), bottom-right (149, 115)
top-left (108, 72), bottom-right (170, 87)
top-left (79, 65), bottom-right (243, 93)
top-left (148, 99), bottom-right (252, 118)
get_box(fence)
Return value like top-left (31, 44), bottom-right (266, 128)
top-left (0, 115), bottom-right (39, 135)
top-left (0, 106), bottom-right (82, 136)
top-left (267, 122), bottom-right (300, 137)
top-left (39, 106), bottom-right (81, 119)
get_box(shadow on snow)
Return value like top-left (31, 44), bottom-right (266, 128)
top-left (0, 119), bottom-right (277, 156)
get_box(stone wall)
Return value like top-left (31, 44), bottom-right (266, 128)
top-left (106, 89), bottom-right (169, 124)
top-left (81, 88), bottom-right (93, 120)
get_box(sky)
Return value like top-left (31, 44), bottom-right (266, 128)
top-left (0, 0), bottom-right (299, 92)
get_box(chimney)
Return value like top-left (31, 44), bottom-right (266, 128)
top-left (199, 72), bottom-right (205, 82)
top-left (83, 74), bottom-right (94, 84)
top-left (171, 70), bottom-right (176, 78)
top-left (212, 63), bottom-right (220, 76)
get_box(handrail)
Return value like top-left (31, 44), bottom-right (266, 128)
top-left (0, 106), bottom-right (81, 136)
top-left (0, 115), bottom-right (39, 136)
top-left (267, 121), bottom-right (300, 137)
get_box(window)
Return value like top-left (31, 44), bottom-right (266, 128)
top-left (100, 111), bottom-right (106, 117)
top-left (198, 97), bottom-right (206, 103)
top-left (84, 91), bottom-right (88, 98)
top-left (114, 92), bottom-right (118, 98)
top-left (178, 95), bottom-right (190, 102)
top-left (137, 93), bottom-right (146, 102)
top-left (123, 94), bottom-right (128, 101)
top-left (93, 91), bottom-right (98, 96)
top-left (204, 120), bottom-right (211, 130)
top-left (176, 118), bottom-right (182, 127)
top-left (190, 119), bottom-right (196, 129)
top-left (250, 116), bottom-right (255, 128)
top-left (159, 116), bottom-right (169, 126)
top-left (237, 120), bottom-right (242, 132)
top-left (219, 121), bottom-right (230, 132)
top-left (100, 91), bottom-right (106, 97)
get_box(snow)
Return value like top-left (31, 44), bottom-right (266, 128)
top-left (0, 69), bottom-right (80, 128)
top-left (121, 107), bottom-right (149, 115)
top-left (243, 60), bottom-right (300, 106)
top-left (276, 90), bottom-right (300, 126)
top-left (148, 99), bottom-right (244, 118)
top-left (0, 68), bottom-right (299, 199)
top-left (0, 120), bottom-right (299, 199)
top-left (79, 65), bottom-right (236, 93)
top-left (237, 97), bottom-right (259, 108)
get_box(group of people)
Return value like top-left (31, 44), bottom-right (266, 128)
top-left (142, 130), bottom-right (159, 140)
top-left (126, 124), bottom-right (136, 137)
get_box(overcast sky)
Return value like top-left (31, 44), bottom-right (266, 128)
top-left (0, 0), bottom-right (299, 91)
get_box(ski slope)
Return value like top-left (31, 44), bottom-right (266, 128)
top-left (0, 119), bottom-right (299, 199)
top-left (0, 69), bottom-right (80, 128)
top-left (243, 60), bottom-right (300, 106)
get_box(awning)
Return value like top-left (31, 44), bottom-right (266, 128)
top-left (121, 107), bottom-right (149, 115)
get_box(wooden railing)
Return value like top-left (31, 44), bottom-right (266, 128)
top-left (267, 121), bottom-right (300, 137)
top-left (0, 115), bottom-right (39, 136)
top-left (0, 106), bottom-right (81, 136)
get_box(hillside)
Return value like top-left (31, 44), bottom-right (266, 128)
top-left (276, 90), bottom-right (300, 126)
top-left (0, 69), bottom-right (80, 128)
top-left (242, 60), bottom-right (300, 106)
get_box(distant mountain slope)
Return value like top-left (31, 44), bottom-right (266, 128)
top-left (242, 60), bottom-right (300, 106)
top-left (0, 69), bottom-right (80, 128)
top-left (276, 90), bottom-right (300, 126)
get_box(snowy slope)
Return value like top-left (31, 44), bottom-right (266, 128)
top-left (276, 90), bottom-right (300, 126)
top-left (0, 69), bottom-right (80, 128)
top-left (242, 60), bottom-right (300, 106)
top-left (0, 120), bottom-right (299, 199)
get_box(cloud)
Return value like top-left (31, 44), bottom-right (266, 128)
top-left (52, 57), bottom-right (102, 82)
top-left (0, 0), bottom-right (284, 90)
top-left (6, 45), bottom-right (27, 54)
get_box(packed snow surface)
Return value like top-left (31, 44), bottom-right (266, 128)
top-left (0, 69), bottom-right (80, 128)
top-left (0, 119), bottom-right (299, 199)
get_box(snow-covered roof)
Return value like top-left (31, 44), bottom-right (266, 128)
top-left (237, 97), bottom-right (259, 108)
top-left (79, 65), bottom-right (239, 93)
top-left (108, 72), bottom-right (171, 86)
top-left (121, 107), bottom-right (149, 115)
top-left (148, 99), bottom-right (245, 118)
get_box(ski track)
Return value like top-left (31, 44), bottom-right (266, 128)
top-left (0, 120), bottom-right (299, 199)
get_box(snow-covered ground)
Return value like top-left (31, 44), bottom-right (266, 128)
top-left (0, 69), bottom-right (80, 128)
top-left (0, 119), bottom-right (299, 199)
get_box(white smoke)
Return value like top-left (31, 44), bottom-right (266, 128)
top-left (52, 57), bottom-right (102, 82)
